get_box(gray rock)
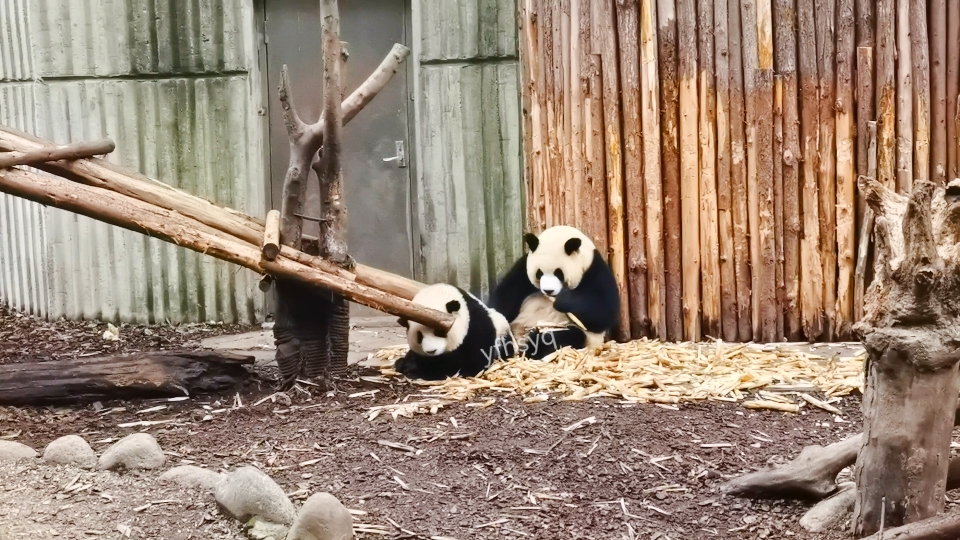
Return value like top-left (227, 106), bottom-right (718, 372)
top-left (286, 492), bottom-right (353, 540)
top-left (215, 466), bottom-right (296, 526)
top-left (246, 517), bottom-right (289, 540)
top-left (42, 435), bottom-right (97, 469)
top-left (158, 465), bottom-right (224, 492)
top-left (0, 440), bottom-right (37, 462)
top-left (98, 433), bottom-right (166, 471)
top-left (799, 482), bottom-right (856, 533)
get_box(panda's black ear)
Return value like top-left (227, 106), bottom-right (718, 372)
top-left (564, 237), bottom-right (582, 255)
top-left (523, 233), bottom-right (539, 252)
top-left (397, 317), bottom-right (409, 328)
top-left (445, 300), bottom-right (461, 313)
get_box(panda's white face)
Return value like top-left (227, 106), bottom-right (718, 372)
top-left (398, 284), bottom-right (471, 356)
top-left (524, 226), bottom-right (596, 296)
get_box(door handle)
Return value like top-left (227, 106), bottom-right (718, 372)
top-left (382, 140), bottom-right (406, 168)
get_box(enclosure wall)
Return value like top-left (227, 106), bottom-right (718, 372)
top-left (0, 0), bottom-right (266, 324)
top-left (520, 0), bottom-right (960, 343)
top-left (412, 0), bottom-right (526, 301)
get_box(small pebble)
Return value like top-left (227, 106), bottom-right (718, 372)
top-left (98, 433), bottom-right (165, 471)
top-left (43, 435), bottom-right (97, 469)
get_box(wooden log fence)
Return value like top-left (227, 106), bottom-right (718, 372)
top-left (520, 0), bottom-right (960, 343)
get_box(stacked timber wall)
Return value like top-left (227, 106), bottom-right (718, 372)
top-left (519, 0), bottom-right (960, 343)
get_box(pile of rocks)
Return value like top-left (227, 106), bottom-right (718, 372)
top-left (0, 435), bottom-right (353, 540)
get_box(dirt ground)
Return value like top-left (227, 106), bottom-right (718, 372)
top-left (0, 306), bottom-right (908, 540)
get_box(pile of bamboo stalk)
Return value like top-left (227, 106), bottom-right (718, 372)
top-left (0, 127), bottom-right (456, 332)
top-left (519, 0), bottom-right (960, 345)
top-left (372, 339), bottom-right (864, 410)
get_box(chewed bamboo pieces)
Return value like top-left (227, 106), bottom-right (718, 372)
top-left (370, 339), bottom-right (864, 420)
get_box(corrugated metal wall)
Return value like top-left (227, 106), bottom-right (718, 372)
top-left (0, 0), bottom-right (265, 324)
top-left (413, 0), bottom-right (525, 301)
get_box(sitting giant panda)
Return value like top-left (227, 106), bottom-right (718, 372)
top-left (489, 225), bottom-right (620, 360)
top-left (394, 283), bottom-right (516, 381)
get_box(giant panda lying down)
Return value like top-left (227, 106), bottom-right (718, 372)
top-left (395, 284), bottom-right (516, 381)
top-left (395, 225), bottom-right (619, 380)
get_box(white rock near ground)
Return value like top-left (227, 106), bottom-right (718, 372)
top-left (42, 435), bottom-right (97, 469)
top-left (214, 466), bottom-right (297, 526)
top-left (286, 492), bottom-right (354, 540)
top-left (799, 482), bottom-right (856, 533)
top-left (0, 440), bottom-right (37, 462)
top-left (98, 433), bottom-right (166, 471)
top-left (158, 465), bottom-right (224, 492)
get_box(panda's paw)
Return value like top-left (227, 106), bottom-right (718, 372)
top-left (394, 353), bottom-right (418, 376)
top-left (520, 329), bottom-right (559, 360)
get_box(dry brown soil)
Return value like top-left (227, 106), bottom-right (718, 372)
top-left (0, 306), bottom-right (897, 540)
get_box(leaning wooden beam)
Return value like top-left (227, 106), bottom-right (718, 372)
top-left (262, 209), bottom-right (282, 261)
top-left (0, 351), bottom-right (255, 406)
top-left (0, 139), bottom-right (115, 169)
top-left (0, 167), bottom-right (455, 332)
top-left (0, 130), bottom-right (423, 300)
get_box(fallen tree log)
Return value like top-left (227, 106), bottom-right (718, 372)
top-left (0, 351), bottom-right (254, 405)
top-left (722, 400), bottom-right (960, 500)
top-left (858, 510), bottom-right (960, 540)
top-left (0, 166), bottom-right (454, 332)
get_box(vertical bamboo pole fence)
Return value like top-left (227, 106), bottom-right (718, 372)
top-left (678, 0), bottom-right (701, 342)
top-left (715, 0), bottom-right (739, 342)
top-left (617, 0), bottom-right (650, 338)
top-left (775, 0), bottom-right (802, 340)
top-left (640, 0), bottom-right (665, 340)
top-left (517, 0), bottom-right (960, 345)
top-left (728, 0), bottom-right (753, 342)
top-left (658, 0), bottom-right (684, 342)
top-left (698, 0), bottom-right (721, 339)
top-left (836, 0), bottom-right (856, 338)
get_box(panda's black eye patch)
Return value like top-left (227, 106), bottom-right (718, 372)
top-left (435, 329), bottom-right (448, 338)
top-left (445, 300), bottom-right (461, 313)
top-left (554, 269), bottom-right (564, 282)
top-left (535, 269), bottom-right (543, 280)
top-left (417, 331), bottom-right (424, 344)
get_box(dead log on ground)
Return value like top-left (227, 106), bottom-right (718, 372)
top-left (0, 351), bottom-right (254, 406)
top-left (722, 401), bottom-right (960, 500)
top-left (852, 177), bottom-right (960, 535)
top-left (858, 511), bottom-right (960, 540)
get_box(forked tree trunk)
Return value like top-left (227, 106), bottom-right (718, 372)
top-left (852, 177), bottom-right (960, 535)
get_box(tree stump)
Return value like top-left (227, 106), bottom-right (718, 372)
top-left (852, 177), bottom-right (960, 536)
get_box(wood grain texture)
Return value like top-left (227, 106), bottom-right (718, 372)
top-left (658, 0), bottom-right (684, 342)
top-left (896, 0), bottom-right (913, 193)
top-left (931, 0), bottom-right (947, 185)
top-left (910, 0), bottom-right (931, 184)
top-left (728, 0), bottom-right (753, 342)
top-left (798, 0), bottom-right (825, 340)
top-left (678, 0), bottom-right (701, 341)
top-left (775, 0), bottom-right (802, 340)
top-left (949, 0), bottom-right (960, 182)
top-left (815, 0), bottom-right (837, 341)
top-left (596, 0), bottom-right (630, 341)
top-left (640, 0), bottom-right (666, 340)
top-left (698, 0), bottom-right (721, 339)
top-left (617, 0), bottom-right (649, 339)
top-left (835, 0), bottom-right (856, 338)
top-left (715, 0), bottom-right (739, 342)
top-left (876, 0), bottom-right (896, 191)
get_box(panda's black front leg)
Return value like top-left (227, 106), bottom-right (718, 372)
top-left (522, 327), bottom-right (587, 360)
top-left (393, 351), bottom-right (421, 377)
